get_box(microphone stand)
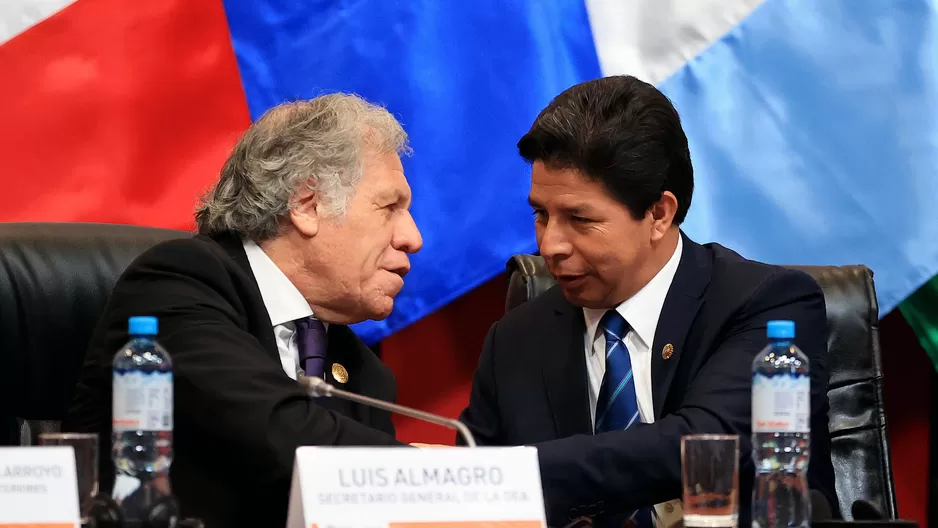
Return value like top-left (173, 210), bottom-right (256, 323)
top-left (298, 374), bottom-right (477, 447)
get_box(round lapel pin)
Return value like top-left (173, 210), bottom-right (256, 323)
top-left (332, 363), bottom-right (349, 384)
top-left (662, 343), bottom-right (674, 360)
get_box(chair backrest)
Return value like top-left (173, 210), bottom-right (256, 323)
top-left (0, 222), bottom-right (190, 446)
top-left (505, 254), bottom-right (898, 521)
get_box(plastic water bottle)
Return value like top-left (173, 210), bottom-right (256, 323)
top-left (111, 316), bottom-right (175, 524)
top-left (751, 320), bottom-right (811, 528)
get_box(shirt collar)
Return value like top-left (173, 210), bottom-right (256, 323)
top-left (242, 239), bottom-right (315, 328)
top-left (583, 235), bottom-right (683, 353)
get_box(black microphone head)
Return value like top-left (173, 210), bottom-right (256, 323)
top-left (810, 489), bottom-right (834, 521)
top-left (852, 499), bottom-right (886, 521)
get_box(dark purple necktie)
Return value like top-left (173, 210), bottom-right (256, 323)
top-left (294, 317), bottom-right (327, 378)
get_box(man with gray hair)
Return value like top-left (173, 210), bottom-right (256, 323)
top-left (64, 93), bottom-right (423, 527)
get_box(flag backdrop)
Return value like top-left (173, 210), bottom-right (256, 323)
top-left (3, 0), bottom-right (936, 345)
top-left (2, 0), bottom-right (938, 521)
top-left (224, 0), bottom-right (938, 344)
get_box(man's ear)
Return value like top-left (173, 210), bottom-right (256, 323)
top-left (649, 191), bottom-right (678, 241)
top-left (289, 187), bottom-right (319, 237)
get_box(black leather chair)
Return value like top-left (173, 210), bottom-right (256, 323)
top-left (0, 222), bottom-right (190, 446)
top-left (506, 254), bottom-right (899, 522)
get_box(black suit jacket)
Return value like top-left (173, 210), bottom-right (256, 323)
top-left (459, 233), bottom-right (838, 526)
top-left (62, 232), bottom-right (404, 528)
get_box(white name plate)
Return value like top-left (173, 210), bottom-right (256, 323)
top-left (0, 446), bottom-right (80, 527)
top-left (287, 446), bottom-right (547, 528)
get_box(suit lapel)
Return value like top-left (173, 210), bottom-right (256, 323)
top-left (650, 232), bottom-right (711, 418)
top-left (207, 231), bottom-right (280, 360)
top-left (542, 292), bottom-right (593, 438)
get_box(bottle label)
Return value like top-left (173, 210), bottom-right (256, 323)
top-left (112, 371), bottom-right (173, 432)
top-left (752, 373), bottom-right (810, 433)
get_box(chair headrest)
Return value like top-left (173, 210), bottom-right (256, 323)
top-left (0, 222), bottom-right (190, 420)
top-left (506, 254), bottom-right (556, 312)
top-left (786, 265), bottom-right (878, 389)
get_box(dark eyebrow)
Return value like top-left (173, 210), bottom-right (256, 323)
top-left (528, 197), bottom-right (594, 216)
top-left (559, 204), bottom-right (594, 216)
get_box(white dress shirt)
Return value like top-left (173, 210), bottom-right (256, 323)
top-left (242, 239), bottom-right (325, 380)
top-left (581, 235), bottom-right (684, 527)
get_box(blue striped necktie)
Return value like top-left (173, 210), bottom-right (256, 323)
top-left (595, 310), bottom-right (655, 528)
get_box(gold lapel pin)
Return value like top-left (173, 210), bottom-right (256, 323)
top-left (662, 343), bottom-right (674, 360)
top-left (332, 363), bottom-right (349, 384)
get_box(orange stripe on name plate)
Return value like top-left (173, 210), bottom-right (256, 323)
top-left (0, 524), bottom-right (76, 527)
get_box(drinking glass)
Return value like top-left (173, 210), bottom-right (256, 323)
top-left (681, 434), bottom-right (739, 527)
top-left (39, 432), bottom-right (99, 524)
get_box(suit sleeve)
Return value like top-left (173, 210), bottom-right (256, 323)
top-left (457, 322), bottom-right (502, 446)
top-left (86, 241), bottom-right (403, 486)
top-left (533, 270), bottom-right (832, 523)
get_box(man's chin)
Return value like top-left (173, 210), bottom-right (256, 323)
top-left (558, 287), bottom-right (605, 309)
top-left (365, 296), bottom-right (395, 321)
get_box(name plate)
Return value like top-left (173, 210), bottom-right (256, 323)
top-left (0, 447), bottom-right (79, 527)
top-left (287, 446), bottom-right (547, 528)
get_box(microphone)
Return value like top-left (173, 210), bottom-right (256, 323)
top-left (297, 373), bottom-right (477, 447)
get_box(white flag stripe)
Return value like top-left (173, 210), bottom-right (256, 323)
top-left (585, 0), bottom-right (765, 84)
top-left (0, 0), bottom-right (77, 45)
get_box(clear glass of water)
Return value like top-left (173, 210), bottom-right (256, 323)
top-left (39, 432), bottom-right (99, 524)
top-left (681, 434), bottom-right (739, 527)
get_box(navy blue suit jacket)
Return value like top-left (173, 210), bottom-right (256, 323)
top-left (458, 233), bottom-right (838, 526)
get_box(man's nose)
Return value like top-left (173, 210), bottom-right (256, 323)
top-left (538, 220), bottom-right (572, 259)
top-left (394, 211), bottom-right (423, 254)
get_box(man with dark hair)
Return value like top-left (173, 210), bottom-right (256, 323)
top-left (458, 76), bottom-right (837, 526)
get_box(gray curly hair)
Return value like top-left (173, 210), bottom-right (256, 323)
top-left (195, 93), bottom-right (410, 241)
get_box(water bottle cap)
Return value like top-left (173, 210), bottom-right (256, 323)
top-left (128, 316), bottom-right (158, 336)
top-left (767, 320), bottom-right (795, 339)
